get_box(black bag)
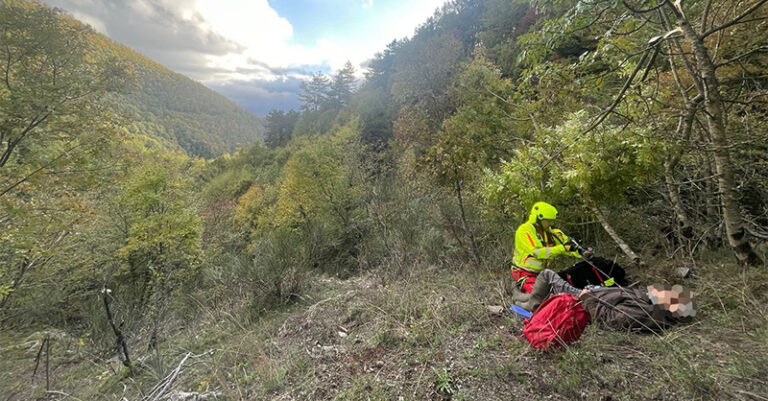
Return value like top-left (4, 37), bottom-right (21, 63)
top-left (558, 257), bottom-right (628, 288)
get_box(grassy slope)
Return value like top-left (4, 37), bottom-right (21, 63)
top-left (1, 257), bottom-right (767, 400)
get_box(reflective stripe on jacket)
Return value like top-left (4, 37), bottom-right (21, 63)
top-left (512, 214), bottom-right (579, 273)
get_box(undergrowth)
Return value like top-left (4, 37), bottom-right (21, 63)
top-left (1, 258), bottom-right (767, 400)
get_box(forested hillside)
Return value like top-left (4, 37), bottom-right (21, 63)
top-left (71, 5), bottom-right (265, 158)
top-left (104, 41), bottom-right (265, 158)
top-left (1, 0), bottom-right (767, 400)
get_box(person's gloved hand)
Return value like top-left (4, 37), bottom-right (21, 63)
top-left (582, 246), bottom-right (594, 259)
top-left (564, 238), bottom-right (578, 252)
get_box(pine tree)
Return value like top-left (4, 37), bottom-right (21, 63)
top-left (264, 109), bottom-right (299, 148)
top-left (298, 72), bottom-right (330, 112)
top-left (328, 61), bottom-right (357, 110)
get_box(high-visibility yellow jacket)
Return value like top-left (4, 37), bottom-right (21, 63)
top-left (513, 213), bottom-right (580, 273)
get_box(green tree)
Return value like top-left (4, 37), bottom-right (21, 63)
top-left (516, 0), bottom-right (767, 265)
top-left (328, 61), bottom-right (357, 110)
top-left (264, 109), bottom-right (299, 148)
top-left (476, 0), bottom-right (533, 76)
top-left (298, 72), bottom-right (331, 112)
top-left (0, 0), bottom-right (130, 195)
top-left (0, 0), bottom-right (131, 311)
top-left (114, 153), bottom-right (202, 302)
top-left (273, 123), bottom-right (362, 228)
top-left (109, 146), bottom-right (202, 348)
top-left (265, 121), bottom-right (366, 275)
top-left (484, 111), bottom-right (663, 263)
top-left (356, 86), bottom-right (393, 149)
top-left (419, 57), bottom-right (526, 264)
top-left (391, 32), bottom-right (465, 132)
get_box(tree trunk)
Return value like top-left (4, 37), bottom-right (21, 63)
top-left (664, 159), bottom-right (694, 239)
top-left (103, 290), bottom-right (132, 371)
top-left (0, 258), bottom-right (33, 311)
top-left (0, 231), bottom-right (66, 311)
top-left (661, 89), bottom-right (701, 242)
top-left (589, 204), bottom-right (643, 265)
top-left (454, 174), bottom-right (482, 266)
top-left (703, 154), bottom-right (720, 224)
top-left (674, 11), bottom-right (763, 266)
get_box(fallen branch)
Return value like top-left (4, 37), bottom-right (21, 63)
top-left (143, 352), bottom-right (192, 401)
top-left (590, 203), bottom-right (643, 266)
top-left (44, 390), bottom-right (84, 401)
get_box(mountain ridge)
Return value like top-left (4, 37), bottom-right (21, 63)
top-left (80, 11), bottom-right (265, 158)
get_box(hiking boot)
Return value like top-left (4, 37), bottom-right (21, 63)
top-left (514, 278), bottom-right (550, 312)
top-left (512, 286), bottom-right (531, 303)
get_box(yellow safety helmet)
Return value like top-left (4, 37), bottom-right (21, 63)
top-left (531, 201), bottom-right (558, 221)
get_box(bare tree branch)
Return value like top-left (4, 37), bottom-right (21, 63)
top-left (623, 0), bottom-right (667, 14)
top-left (659, 8), bottom-right (705, 94)
top-left (715, 46), bottom-right (768, 68)
top-left (702, 0), bottom-right (768, 38)
top-left (542, 47), bottom-right (652, 168)
top-left (482, 86), bottom-right (533, 122)
top-left (641, 45), bottom-right (662, 82)
top-left (0, 111), bottom-right (53, 167)
top-left (0, 137), bottom-right (100, 197)
top-left (701, 0), bottom-right (714, 31)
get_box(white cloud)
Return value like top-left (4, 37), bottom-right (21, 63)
top-left (382, 0), bottom-right (446, 43)
top-left (180, 0), bottom-right (448, 84)
top-left (310, 0), bottom-right (447, 77)
top-left (195, 0), bottom-right (293, 53)
top-left (69, 11), bottom-right (107, 33)
top-left (127, 0), bottom-right (154, 17)
top-left (188, 0), bottom-right (337, 83)
top-left (48, 0), bottom-right (449, 100)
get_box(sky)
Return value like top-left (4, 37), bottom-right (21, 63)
top-left (43, 0), bottom-right (448, 115)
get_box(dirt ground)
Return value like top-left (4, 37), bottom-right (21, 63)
top-left (2, 262), bottom-right (767, 400)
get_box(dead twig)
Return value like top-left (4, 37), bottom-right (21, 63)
top-left (735, 389), bottom-right (768, 401)
top-left (142, 351), bottom-right (192, 401)
top-left (44, 390), bottom-right (84, 401)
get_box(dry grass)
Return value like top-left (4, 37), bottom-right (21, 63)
top-left (1, 258), bottom-right (767, 400)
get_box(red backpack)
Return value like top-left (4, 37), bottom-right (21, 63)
top-left (522, 294), bottom-right (590, 350)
